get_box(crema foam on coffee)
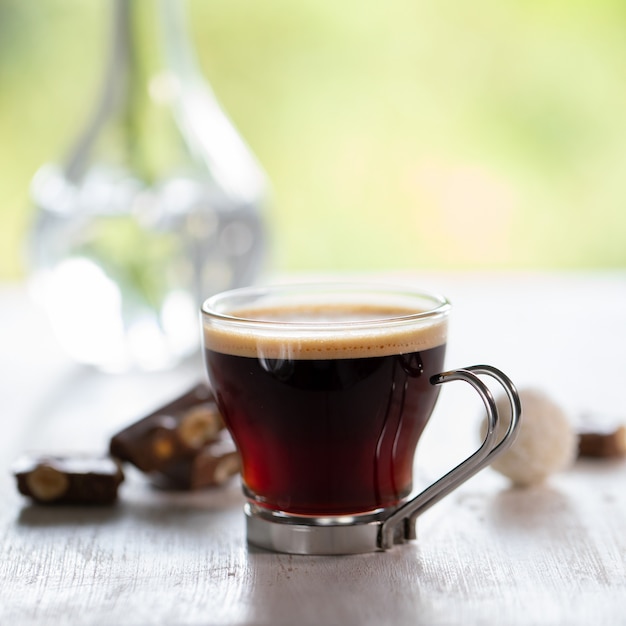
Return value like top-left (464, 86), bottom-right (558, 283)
top-left (203, 303), bottom-right (448, 360)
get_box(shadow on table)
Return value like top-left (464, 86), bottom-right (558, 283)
top-left (242, 540), bottom-right (432, 625)
top-left (487, 483), bottom-right (574, 533)
top-left (17, 503), bottom-right (123, 527)
top-left (16, 475), bottom-right (244, 529)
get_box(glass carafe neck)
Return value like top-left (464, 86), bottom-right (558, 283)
top-left (64, 0), bottom-right (266, 203)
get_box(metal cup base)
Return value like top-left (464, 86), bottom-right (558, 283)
top-left (245, 503), bottom-right (395, 555)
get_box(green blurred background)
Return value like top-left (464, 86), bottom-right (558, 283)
top-left (2, 0), bottom-right (625, 280)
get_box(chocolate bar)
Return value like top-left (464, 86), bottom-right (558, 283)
top-left (109, 383), bottom-right (224, 473)
top-left (13, 454), bottom-right (124, 505)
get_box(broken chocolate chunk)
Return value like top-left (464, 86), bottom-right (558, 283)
top-left (109, 383), bottom-right (224, 473)
top-left (150, 433), bottom-right (240, 490)
top-left (13, 454), bottom-right (124, 505)
top-left (578, 424), bottom-right (626, 459)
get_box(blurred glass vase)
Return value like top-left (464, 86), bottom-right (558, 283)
top-left (29, 0), bottom-right (268, 372)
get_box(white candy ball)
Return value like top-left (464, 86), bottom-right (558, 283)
top-left (484, 388), bottom-right (577, 487)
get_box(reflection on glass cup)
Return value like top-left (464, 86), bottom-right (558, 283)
top-left (201, 283), bottom-right (520, 555)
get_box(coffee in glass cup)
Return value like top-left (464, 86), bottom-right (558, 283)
top-left (201, 282), bottom-right (520, 554)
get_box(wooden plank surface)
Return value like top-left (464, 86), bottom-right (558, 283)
top-left (1, 272), bottom-right (626, 625)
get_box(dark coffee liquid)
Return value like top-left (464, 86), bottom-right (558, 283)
top-left (205, 340), bottom-right (446, 516)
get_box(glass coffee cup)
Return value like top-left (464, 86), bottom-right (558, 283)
top-left (201, 282), bottom-right (520, 554)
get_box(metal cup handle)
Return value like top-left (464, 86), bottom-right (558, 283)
top-left (379, 365), bottom-right (521, 550)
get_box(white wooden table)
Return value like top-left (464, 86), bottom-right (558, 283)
top-left (2, 272), bottom-right (626, 625)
